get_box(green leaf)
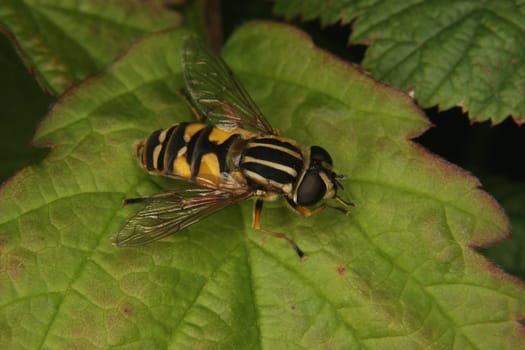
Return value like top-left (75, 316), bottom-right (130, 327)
top-left (1, 22), bottom-right (525, 349)
top-left (273, 0), bottom-right (525, 124)
top-left (0, 0), bottom-right (182, 95)
top-left (480, 176), bottom-right (525, 280)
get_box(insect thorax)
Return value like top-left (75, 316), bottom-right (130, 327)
top-left (240, 136), bottom-right (305, 195)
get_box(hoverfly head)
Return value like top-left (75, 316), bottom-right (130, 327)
top-left (294, 146), bottom-right (342, 206)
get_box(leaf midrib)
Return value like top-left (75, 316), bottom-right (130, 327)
top-left (34, 194), bottom-right (125, 348)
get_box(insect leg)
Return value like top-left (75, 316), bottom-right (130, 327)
top-left (286, 197), bottom-right (351, 217)
top-left (122, 192), bottom-right (179, 205)
top-left (336, 195), bottom-right (355, 208)
top-left (178, 88), bottom-right (206, 122)
top-left (252, 199), bottom-right (305, 258)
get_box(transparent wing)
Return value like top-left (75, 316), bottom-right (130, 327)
top-left (181, 35), bottom-right (277, 135)
top-left (113, 188), bottom-right (253, 246)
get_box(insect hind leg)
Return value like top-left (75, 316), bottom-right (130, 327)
top-left (178, 88), bottom-right (206, 122)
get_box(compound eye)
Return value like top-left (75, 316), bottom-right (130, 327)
top-left (310, 146), bottom-right (333, 166)
top-left (296, 172), bottom-right (326, 206)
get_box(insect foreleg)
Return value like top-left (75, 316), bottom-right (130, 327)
top-left (286, 197), bottom-right (352, 217)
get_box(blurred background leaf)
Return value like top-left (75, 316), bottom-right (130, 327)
top-left (0, 0), bottom-right (183, 95)
top-left (273, 0), bottom-right (525, 124)
top-left (0, 34), bottom-right (50, 181)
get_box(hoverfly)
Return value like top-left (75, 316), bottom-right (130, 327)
top-left (113, 36), bottom-right (352, 257)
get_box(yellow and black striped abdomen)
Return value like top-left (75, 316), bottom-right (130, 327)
top-left (135, 122), bottom-right (249, 188)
